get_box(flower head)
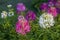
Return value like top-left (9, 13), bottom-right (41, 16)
top-left (7, 5), bottom-right (12, 8)
top-left (16, 16), bottom-right (30, 35)
top-left (1, 11), bottom-right (7, 18)
top-left (16, 3), bottom-right (26, 13)
top-left (48, 6), bottom-right (57, 17)
top-left (48, 0), bottom-right (56, 3)
top-left (18, 15), bottom-right (24, 21)
top-left (26, 10), bottom-right (36, 21)
top-left (48, 2), bottom-right (54, 7)
top-left (39, 13), bottom-right (55, 28)
top-left (40, 3), bottom-right (48, 12)
top-left (55, 0), bottom-right (60, 13)
top-left (8, 11), bottom-right (14, 17)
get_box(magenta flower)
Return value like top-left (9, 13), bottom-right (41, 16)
top-left (48, 7), bottom-right (57, 17)
top-left (16, 3), bottom-right (26, 14)
top-left (16, 16), bottom-right (30, 35)
top-left (26, 10), bottom-right (36, 21)
top-left (40, 3), bottom-right (48, 12)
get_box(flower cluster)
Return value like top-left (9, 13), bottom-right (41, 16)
top-left (0, 2), bottom-right (57, 35)
top-left (16, 3), bottom-right (36, 35)
top-left (1, 5), bottom-right (14, 18)
top-left (16, 3), bottom-right (36, 21)
top-left (39, 0), bottom-right (60, 17)
top-left (39, 13), bottom-right (55, 28)
top-left (16, 16), bottom-right (30, 35)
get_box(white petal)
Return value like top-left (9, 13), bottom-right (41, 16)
top-left (1, 11), bottom-right (7, 18)
top-left (39, 13), bottom-right (55, 28)
top-left (7, 5), bottom-right (12, 8)
top-left (8, 12), bottom-right (14, 17)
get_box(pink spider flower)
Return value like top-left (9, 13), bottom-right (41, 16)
top-left (48, 6), bottom-right (57, 17)
top-left (16, 16), bottom-right (30, 35)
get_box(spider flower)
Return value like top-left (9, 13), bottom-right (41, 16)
top-left (16, 3), bottom-right (26, 14)
top-left (40, 3), bottom-right (48, 12)
top-left (48, 2), bottom-right (54, 7)
top-left (1, 11), bottom-right (7, 18)
top-left (39, 13), bottom-right (55, 28)
top-left (55, 0), bottom-right (60, 13)
top-left (48, 0), bottom-right (56, 4)
top-left (16, 16), bottom-right (30, 35)
top-left (8, 11), bottom-right (14, 17)
top-left (48, 6), bottom-right (57, 17)
top-left (26, 10), bottom-right (36, 21)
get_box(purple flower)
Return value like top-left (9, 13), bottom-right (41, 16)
top-left (26, 10), bottom-right (36, 21)
top-left (16, 3), bottom-right (26, 13)
top-left (40, 3), bottom-right (48, 12)
top-left (55, 0), bottom-right (60, 13)
top-left (48, 0), bottom-right (56, 7)
top-left (48, 2), bottom-right (54, 7)
top-left (48, 0), bottom-right (56, 3)
top-left (56, 8), bottom-right (60, 14)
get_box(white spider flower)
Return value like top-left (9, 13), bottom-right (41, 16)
top-left (7, 5), bottom-right (12, 8)
top-left (8, 11), bottom-right (14, 17)
top-left (1, 11), bottom-right (8, 18)
top-left (39, 13), bottom-right (55, 28)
